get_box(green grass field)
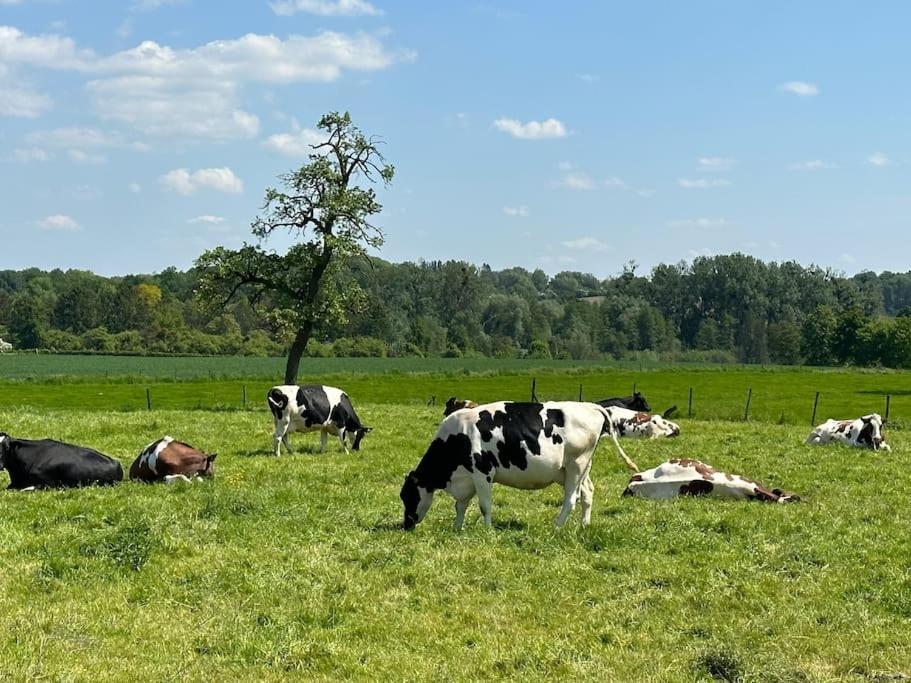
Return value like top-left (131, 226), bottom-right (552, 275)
top-left (0, 405), bottom-right (909, 681)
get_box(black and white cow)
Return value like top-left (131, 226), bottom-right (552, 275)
top-left (623, 459), bottom-right (799, 503)
top-left (806, 413), bottom-right (891, 452)
top-left (399, 402), bottom-right (637, 531)
top-left (609, 407), bottom-right (681, 438)
top-left (443, 397), bottom-right (478, 417)
top-left (596, 391), bottom-right (651, 413)
top-left (0, 433), bottom-right (123, 489)
top-left (267, 384), bottom-right (371, 456)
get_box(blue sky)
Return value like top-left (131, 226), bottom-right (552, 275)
top-left (1, 1), bottom-right (909, 278)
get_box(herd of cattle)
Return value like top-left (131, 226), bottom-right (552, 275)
top-left (0, 383), bottom-right (892, 531)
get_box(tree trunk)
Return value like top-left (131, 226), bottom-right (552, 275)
top-left (284, 325), bottom-right (312, 384)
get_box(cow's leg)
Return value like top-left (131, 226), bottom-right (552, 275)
top-left (164, 474), bottom-right (193, 484)
top-left (579, 474), bottom-right (595, 526)
top-left (274, 419), bottom-right (293, 456)
top-left (556, 458), bottom-right (589, 527)
top-left (475, 479), bottom-right (494, 526)
top-left (338, 429), bottom-right (350, 455)
top-left (454, 493), bottom-right (475, 531)
top-left (320, 430), bottom-right (328, 453)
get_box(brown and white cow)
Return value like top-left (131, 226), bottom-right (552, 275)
top-left (400, 401), bottom-right (637, 531)
top-left (609, 407), bottom-right (681, 438)
top-left (129, 436), bottom-right (216, 483)
top-left (623, 459), bottom-right (799, 503)
top-left (443, 397), bottom-right (478, 417)
top-left (806, 413), bottom-right (891, 452)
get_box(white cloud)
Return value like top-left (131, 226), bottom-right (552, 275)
top-left (788, 160), bottom-right (836, 171)
top-left (0, 85), bottom-right (52, 117)
top-left (678, 178), bottom-right (731, 189)
top-left (160, 167), bottom-right (244, 195)
top-left (867, 152), bottom-right (891, 167)
top-left (503, 205), bottom-right (529, 217)
top-left (697, 157), bottom-right (735, 172)
top-left (128, 182), bottom-right (142, 193)
top-left (68, 149), bottom-right (106, 164)
top-left (556, 172), bottom-right (596, 191)
top-left (557, 161), bottom-right (573, 171)
top-left (36, 214), bottom-right (80, 231)
top-left (667, 218), bottom-right (729, 228)
top-left (562, 236), bottom-right (610, 251)
top-left (603, 177), bottom-right (628, 189)
top-left (270, 0), bottom-right (381, 16)
top-left (779, 81), bottom-right (818, 97)
top-left (11, 147), bottom-right (49, 162)
top-left (26, 126), bottom-right (130, 148)
top-left (688, 247), bottom-right (714, 258)
top-left (837, 253), bottom-right (856, 264)
top-left (493, 117), bottom-right (567, 140)
top-left (133, 0), bottom-right (186, 9)
top-left (263, 125), bottom-right (324, 156)
top-left (2, 25), bottom-right (413, 140)
top-left (576, 73), bottom-right (599, 83)
top-left (188, 215), bottom-right (225, 224)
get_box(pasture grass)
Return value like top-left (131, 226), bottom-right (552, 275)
top-left (0, 405), bottom-right (909, 680)
top-left (1, 363), bottom-right (910, 428)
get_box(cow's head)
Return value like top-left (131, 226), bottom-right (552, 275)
top-left (629, 392), bottom-right (651, 413)
top-left (352, 427), bottom-right (372, 452)
top-left (400, 470), bottom-right (434, 530)
top-left (200, 453), bottom-right (217, 478)
top-left (858, 413), bottom-right (887, 450)
top-left (0, 433), bottom-right (8, 470)
top-left (650, 415), bottom-right (681, 437)
top-left (443, 397), bottom-right (477, 417)
top-left (771, 488), bottom-right (801, 504)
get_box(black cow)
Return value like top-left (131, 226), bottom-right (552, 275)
top-left (267, 384), bottom-right (371, 455)
top-left (596, 391), bottom-right (651, 413)
top-left (0, 433), bottom-right (123, 489)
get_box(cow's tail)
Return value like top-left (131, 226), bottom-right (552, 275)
top-left (597, 406), bottom-right (639, 472)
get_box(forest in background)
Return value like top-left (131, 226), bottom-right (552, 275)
top-left (2, 253), bottom-right (911, 368)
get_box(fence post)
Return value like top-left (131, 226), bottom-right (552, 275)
top-left (633, 382), bottom-right (637, 395)
top-left (243, 384), bottom-right (247, 409)
top-left (811, 391), bottom-right (820, 425)
top-left (531, 377), bottom-right (538, 402)
top-left (743, 387), bottom-right (752, 421)
top-left (885, 394), bottom-right (891, 421)
top-left (146, 387), bottom-right (152, 411)
top-left (688, 387), bottom-right (693, 418)
top-left (578, 384), bottom-right (583, 401)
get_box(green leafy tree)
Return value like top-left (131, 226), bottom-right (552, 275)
top-left (195, 112), bottom-right (394, 382)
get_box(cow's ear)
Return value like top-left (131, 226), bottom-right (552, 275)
top-left (772, 488), bottom-right (782, 495)
top-left (207, 454), bottom-right (217, 462)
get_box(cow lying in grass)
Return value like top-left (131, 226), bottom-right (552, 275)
top-left (0, 433), bottom-right (123, 489)
top-left (623, 459), bottom-right (799, 503)
top-left (268, 384), bottom-right (371, 456)
top-left (130, 436), bottom-right (216, 483)
top-left (597, 391), bottom-right (651, 412)
top-left (400, 401), bottom-right (637, 531)
top-left (806, 413), bottom-right (891, 452)
top-left (443, 397), bottom-right (478, 417)
top-left (609, 407), bottom-right (680, 438)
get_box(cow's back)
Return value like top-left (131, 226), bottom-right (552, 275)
top-left (6, 438), bottom-right (123, 489)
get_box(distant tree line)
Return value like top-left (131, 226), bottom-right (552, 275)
top-left (2, 253), bottom-right (911, 368)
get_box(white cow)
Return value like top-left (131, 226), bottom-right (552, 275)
top-left (608, 407), bottom-right (681, 438)
top-left (400, 401), bottom-right (637, 531)
top-left (623, 459), bottom-right (799, 503)
top-left (806, 413), bottom-right (891, 452)
top-left (267, 384), bottom-right (371, 456)
top-left (0, 338), bottom-right (12, 353)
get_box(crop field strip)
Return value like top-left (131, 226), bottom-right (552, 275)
top-left (1, 357), bottom-right (909, 428)
top-left (0, 406), bottom-right (908, 680)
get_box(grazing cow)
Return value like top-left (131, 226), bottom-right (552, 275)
top-left (443, 397), bottom-right (478, 417)
top-left (0, 338), bottom-right (11, 353)
top-left (623, 459), bottom-right (799, 503)
top-left (0, 433), bottom-right (123, 489)
top-left (596, 391), bottom-right (651, 413)
top-left (268, 384), bottom-right (371, 456)
top-left (399, 401), bottom-right (637, 531)
top-left (130, 436), bottom-right (216, 483)
top-left (609, 407), bottom-right (681, 438)
top-left (806, 413), bottom-right (891, 452)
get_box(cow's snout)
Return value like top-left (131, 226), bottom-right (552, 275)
top-left (669, 427), bottom-right (681, 437)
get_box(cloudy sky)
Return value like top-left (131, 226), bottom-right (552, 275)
top-left (1, 1), bottom-right (909, 277)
